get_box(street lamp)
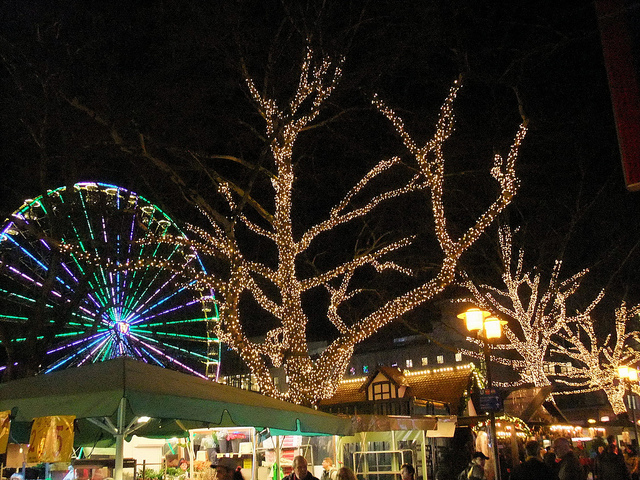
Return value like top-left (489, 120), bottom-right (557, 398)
top-left (618, 365), bottom-right (640, 444)
top-left (458, 308), bottom-right (505, 480)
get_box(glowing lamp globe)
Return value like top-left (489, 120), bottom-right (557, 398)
top-left (457, 307), bottom-right (490, 332)
top-left (629, 368), bottom-right (638, 382)
top-left (619, 365), bottom-right (630, 379)
top-left (484, 316), bottom-right (504, 339)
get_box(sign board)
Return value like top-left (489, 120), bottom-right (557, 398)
top-left (479, 389), bottom-right (503, 412)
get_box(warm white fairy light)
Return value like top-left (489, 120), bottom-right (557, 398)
top-left (457, 226), bottom-right (593, 389)
top-left (550, 301), bottom-right (640, 414)
top-left (404, 363), bottom-right (474, 377)
top-left (58, 48), bottom-right (524, 406)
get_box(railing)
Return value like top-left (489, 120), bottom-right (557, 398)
top-left (352, 449), bottom-right (414, 480)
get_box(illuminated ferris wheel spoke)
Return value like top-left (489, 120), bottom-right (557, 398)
top-left (44, 332), bottom-right (110, 372)
top-left (128, 285), bottom-right (190, 325)
top-left (0, 182), bottom-right (220, 378)
top-left (133, 329), bottom-right (209, 344)
top-left (124, 245), bottom-right (188, 316)
top-left (129, 302), bottom-right (195, 327)
top-left (136, 340), bottom-right (207, 378)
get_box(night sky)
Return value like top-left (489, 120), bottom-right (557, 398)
top-left (1, 0), bottom-right (639, 346)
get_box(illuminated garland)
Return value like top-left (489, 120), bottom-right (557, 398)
top-left (473, 413), bottom-right (532, 438)
top-left (60, 49), bottom-right (525, 405)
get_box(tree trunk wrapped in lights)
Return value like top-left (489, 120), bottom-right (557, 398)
top-left (62, 48), bottom-right (527, 405)
top-left (457, 227), bottom-right (593, 389)
top-left (550, 301), bottom-right (640, 414)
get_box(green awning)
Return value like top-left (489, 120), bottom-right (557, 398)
top-left (0, 357), bottom-right (351, 441)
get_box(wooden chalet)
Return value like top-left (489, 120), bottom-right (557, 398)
top-left (319, 363), bottom-right (476, 417)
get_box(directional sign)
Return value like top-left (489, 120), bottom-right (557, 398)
top-left (479, 389), bottom-right (503, 412)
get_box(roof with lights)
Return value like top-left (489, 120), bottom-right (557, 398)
top-left (321, 363), bottom-right (476, 414)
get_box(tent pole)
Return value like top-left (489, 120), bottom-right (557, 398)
top-left (115, 397), bottom-right (126, 480)
top-left (421, 429), bottom-right (428, 480)
top-left (275, 436), bottom-right (281, 480)
top-left (188, 434), bottom-right (195, 480)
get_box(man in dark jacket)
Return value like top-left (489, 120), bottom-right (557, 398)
top-left (283, 456), bottom-right (319, 480)
top-left (511, 440), bottom-right (556, 480)
top-left (594, 443), bottom-right (631, 480)
top-left (553, 437), bottom-right (586, 480)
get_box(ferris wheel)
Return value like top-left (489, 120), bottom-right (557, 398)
top-left (0, 182), bottom-right (220, 379)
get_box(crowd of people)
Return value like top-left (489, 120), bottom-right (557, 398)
top-left (456, 434), bottom-right (639, 480)
top-left (207, 436), bottom-right (640, 480)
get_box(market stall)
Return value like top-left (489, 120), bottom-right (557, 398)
top-left (0, 358), bottom-right (351, 480)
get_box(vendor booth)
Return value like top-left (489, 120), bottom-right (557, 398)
top-left (0, 358), bottom-right (351, 480)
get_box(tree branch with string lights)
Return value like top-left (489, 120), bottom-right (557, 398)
top-left (549, 301), bottom-right (640, 414)
top-left (457, 226), bottom-right (593, 388)
top-left (62, 46), bottom-right (527, 405)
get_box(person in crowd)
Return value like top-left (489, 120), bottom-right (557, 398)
top-left (553, 437), bottom-right (586, 480)
top-left (284, 456), bottom-right (319, 480)
top-left (510, 440), bottom-right (555, 480)
top-left (233, 466), bottom-right (245, 480)
top-left (623, 445), bottom-right (639, 480)
top-left (458, 452), bottom-right (489, 480)
top-left (543, 446), bottom-right (557, 471)
top-left (321, 458), bottom-right (338, 480)
top-left (178, 459), bottom-right (190, 480)
top-left (594, 442), bottom-right (631, 480)
top-left (212, 457), bottom-right (237, 480)
top-left (400, 464), bottom-right (415, 480)
top-left (336, 467), bottom-right (357, 480)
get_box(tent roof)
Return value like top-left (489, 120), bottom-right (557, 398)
top-left (0, 357), bottom-right (351, 437)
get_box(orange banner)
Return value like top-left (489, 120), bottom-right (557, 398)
top-left (27, 415), bottom-right (75, 463)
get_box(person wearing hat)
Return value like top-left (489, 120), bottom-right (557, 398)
top-left (458, 452), bottom-right (489, 480)
top-left (212, 457), bottom-right (238, 480)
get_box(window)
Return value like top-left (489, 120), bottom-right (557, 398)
top-left (437, 355), bottom-right (444, 364)
top-left (405, 359), bottom-right (413, 368)
top-left (363, 365), bottom-right (369, 374)
top-left (349, 367), bottom-right (357, 376)
top-left (372, 381), bottom-right (392, 400)
top-left (455, 353), bottom-right (462, 362)
top-left (421, 357), bottom-right (428, 366)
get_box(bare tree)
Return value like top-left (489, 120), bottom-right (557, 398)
top-left (458, 226), bottom-right (594, 388)
top-left (550, 301), bottom-right (640, 414)
top-left (61, 47), bottom-right (526, 405)
top-left (160, 49), bottom-right (525, 404)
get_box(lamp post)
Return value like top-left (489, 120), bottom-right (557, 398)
top-left (618, 365), bottom-right (640, 444)
top-left (458, 307), bottom-right (504, 480)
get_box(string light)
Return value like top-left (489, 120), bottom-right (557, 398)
top-left (550, 301), bottom-right (640, 414)
top-left (57, 49), bottom-right (524, 405)
top-left (459, 227), bottom-right (640, 413)
top-left (457, 226), bottom-right (593, 389)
